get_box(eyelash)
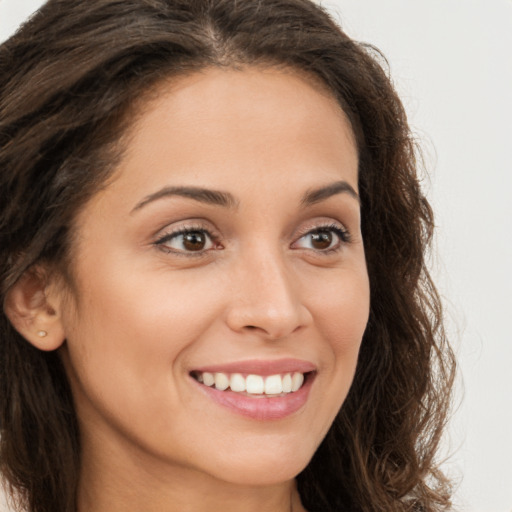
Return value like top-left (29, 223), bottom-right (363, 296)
top-left (293, 223), bottom-right (351, 253)
top-left (154, 224), bottom-right (221, 256)
top-left (154, 223), bottom-right (351, 256)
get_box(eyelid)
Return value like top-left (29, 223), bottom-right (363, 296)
top-left (151, 218), bottom-right (351, 256)
top-left (153, 221), bottom-right (221, 255)
top-left (291, 221), bottom-right (351, 252)
top-left (294, 220), bottom-right (350, 241)
top-left (153, 218), bottom-right (219, 241)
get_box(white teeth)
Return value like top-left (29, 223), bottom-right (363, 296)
top-left (291, 372), bottom-right (304, 392)
top-left (230, 373), bottom-right (246, 392)
top-left (214, 372), bottom-right (230, 391)
top-left (246, 374), bottom-right (264, 394)
top-left (282, 373), bottom-right (292, 393)
top-left (202, 372), bottom-right (215, 387)
top-left (195, 371), bottom-right (307, 395)
top-left (264, 374), bottom-right (283, 395)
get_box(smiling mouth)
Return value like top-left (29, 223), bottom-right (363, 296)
top-left (190, 371), bottom-right (312, 397)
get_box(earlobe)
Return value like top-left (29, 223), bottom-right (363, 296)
top-left (4, 267), bottom-right (66, 351)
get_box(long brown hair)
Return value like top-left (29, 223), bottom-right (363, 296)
top-left (0, 1), bottom-right (455, 511)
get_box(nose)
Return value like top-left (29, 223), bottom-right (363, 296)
top-left (225, 247), bottom-right (312, 340)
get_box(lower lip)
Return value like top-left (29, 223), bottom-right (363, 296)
top-left (193, 374), bottom-right (315, 421)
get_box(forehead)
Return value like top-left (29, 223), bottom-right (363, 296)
top-left (123, 67), bottom-right (355, 178)
top-left (83, 66), bottom-right (359, 217)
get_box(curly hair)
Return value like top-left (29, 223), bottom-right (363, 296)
top-left (0, 1), bottom-right (455, 511)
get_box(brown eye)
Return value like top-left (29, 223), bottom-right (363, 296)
top-left (182, 231), bottom-right (207, 251)
top-left (309, 231), bottom-right (333, 250)
top-left (157, 229), bottom-right (215, 253)
top-left (293, 225), bottom-right (348, 252)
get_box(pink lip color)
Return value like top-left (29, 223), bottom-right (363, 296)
top-left (190, 359), bottom-right (316, 421)
top-left (192, 358), bottom-right (316, 376)
top-left (195, 377), bottom-right (314, 420)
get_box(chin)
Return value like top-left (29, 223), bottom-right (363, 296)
top-left (194, 433), bottom-right (319, 486)
top-left (212, 459), bottom-right (309, 487)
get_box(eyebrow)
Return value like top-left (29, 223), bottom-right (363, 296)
top-left (132, 179), bottom-right (359, 214)
top-left (301, 180), bottom-right (360, 206)
top-left (131, 186), bottom-right (238, 213)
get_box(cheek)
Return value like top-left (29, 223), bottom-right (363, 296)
top-left (60, 263), bottom-right (230, 392)
top-left (312, 265), bottom-right (370, 373)
top-left (59, 267), bottom-right (230, 447)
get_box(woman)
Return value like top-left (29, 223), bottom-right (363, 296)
top-left (0, 1), bottom-right (455, 511)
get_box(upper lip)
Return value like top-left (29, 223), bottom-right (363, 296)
top-left (191, 358), bottom-right (316, 376)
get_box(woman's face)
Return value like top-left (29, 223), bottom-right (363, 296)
top-left (57, 67), bottom-right (369, 486)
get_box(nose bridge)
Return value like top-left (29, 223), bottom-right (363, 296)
top-left (226, 242), bottom-right (309, 338)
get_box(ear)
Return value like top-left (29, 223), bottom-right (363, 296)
top-left (4, 266), bottom-right (66, 351)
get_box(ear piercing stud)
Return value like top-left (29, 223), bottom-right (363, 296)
top-left (37, 330), bottom-right (48, 338)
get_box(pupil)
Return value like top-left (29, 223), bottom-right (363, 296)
top-left (183, 232), bottom-right (205, 251)
top-left (311, 231), bottom-right (332, 250)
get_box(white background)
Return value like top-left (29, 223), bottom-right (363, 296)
top-left (1, 1), bottom-right (511, 511)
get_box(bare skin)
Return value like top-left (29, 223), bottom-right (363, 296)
top-left (9, 67), bottom-right (369, 512)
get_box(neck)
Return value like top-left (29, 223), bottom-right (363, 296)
top-left (79, 470), bottom-right (304, 512)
